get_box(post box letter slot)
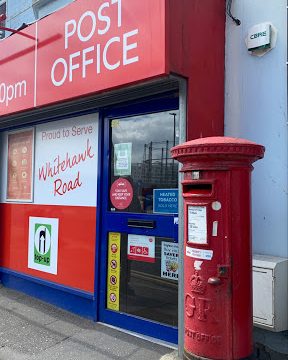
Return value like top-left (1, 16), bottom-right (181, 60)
top-left (183, 183), bottom-right (213, 196)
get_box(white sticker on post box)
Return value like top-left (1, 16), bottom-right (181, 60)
top-left (188, 206), bottom-right (207, 244)
top-left (186, 247), bottom-right (213, 260)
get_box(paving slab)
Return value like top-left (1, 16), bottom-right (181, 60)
top-left (0, 286), bottom-right (173, 360)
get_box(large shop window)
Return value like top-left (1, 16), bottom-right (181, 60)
top-left (0, 114), bottom-right (98, 293)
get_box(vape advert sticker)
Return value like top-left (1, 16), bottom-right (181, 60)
top-left (28, 217), bottom-right (59, 274)
top-left (161, 242), bottom-right (179, 281)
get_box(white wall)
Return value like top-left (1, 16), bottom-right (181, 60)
top-left (225, 0), bottom-right (288, 257)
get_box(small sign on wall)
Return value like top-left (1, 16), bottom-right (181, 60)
top-left (28, 217), bottom-right (59, 274)
top-left (247, 23), bottom-right (271, 51)
top-left (246, 22), bottom-right (277, 57)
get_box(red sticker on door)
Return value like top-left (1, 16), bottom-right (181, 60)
top-left (127, 234), bottom-right (155, 263)
top-left (110, 178), bottom-right (133, 210)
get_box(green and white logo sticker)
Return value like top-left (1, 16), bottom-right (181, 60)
top-left (28, 217), bottom-right (59, 274)
top-left (34, 224), bottom-right (51, 266)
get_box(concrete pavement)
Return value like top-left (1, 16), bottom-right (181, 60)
top-left (0, 286), bottom-right (176, 360)
top-left (0, 285), bottom-right (287, 360)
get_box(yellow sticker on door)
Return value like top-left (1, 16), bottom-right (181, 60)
top-left (107, 232), bottom-right (121, 311)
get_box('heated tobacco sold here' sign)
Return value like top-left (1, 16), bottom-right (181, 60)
top-left (0, 0), bottom-right (167, 116)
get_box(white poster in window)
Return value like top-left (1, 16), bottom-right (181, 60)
top-left (34, 114), bottom-right (98, 207)
top-left (188, 206), bottom-right (207, 244)
top-left (127, 234), bottom-right (155, 263)
top-left (161, 242), bottom-right (178, 281)
top-left (114, 143), bottom-right (132, 176)
top-left (28, 217), bottom-right (59, 274)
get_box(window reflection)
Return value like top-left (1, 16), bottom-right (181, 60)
top-left (110, 111), bottom-right (180, 213)
top-left (117, 233), bottom-right (178, 327)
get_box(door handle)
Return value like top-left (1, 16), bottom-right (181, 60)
top-left (208, 277), bottom-right (221, 285)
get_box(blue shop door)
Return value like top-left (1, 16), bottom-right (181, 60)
top-left (99, 97), bottom-right (179, 344)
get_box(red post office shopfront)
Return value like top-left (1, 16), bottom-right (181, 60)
top-left (0, 0), bottom-right (225, 344)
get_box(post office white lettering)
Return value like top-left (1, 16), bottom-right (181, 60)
top-left (82, 46), bottom-right (95, 78)
top-left (69, 51), bottom-right (81, 82)
top-left (64, 0), bottom-right (121, 50)
top-left (77, 11), bottom-right (97, 43)
top-left (123, 29), bottom-right (139, 66)
top-left (111, 0), bottom-right (122, 27)
top-left (51, 58), bottom-right (68, 86)
top-left (51, 30), bottom-right (139, 86)
top-left (98, 2), bottom-right (111, 35)
top-left (52, 0), bottom-right (139, 87)
top-left (65, 19), bottom-right (77, 49)
top-left (103, 37), bottom-right (121, 70)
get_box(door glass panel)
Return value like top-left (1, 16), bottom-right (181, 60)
top-left (106, 108), bottom-right (179, 329)
top-left (110, 111), bottom-right (179, 213)
top-left (107, 232), bottom-right (178, 327)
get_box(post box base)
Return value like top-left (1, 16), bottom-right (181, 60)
top-left (183, 350), bottom-right (254, 360)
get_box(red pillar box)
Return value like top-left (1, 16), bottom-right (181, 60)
top-left (171, 137), bottom-right (265, 360)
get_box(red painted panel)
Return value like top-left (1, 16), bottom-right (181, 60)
top-left (0, 0), bottom-right (167, 117)
top-left (0, 25), bottom-right (36, 116)
top-left (0, 0), bottom-right (225, 141)
top-left (168, 0), bottom-right (225, 140)
top-left (0, 203), bottom-right (96, 293)
top-left (36, 0), bottom-right (167, 107)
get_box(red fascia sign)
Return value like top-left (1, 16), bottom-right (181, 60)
top-left (0, 26), bottom-right (36, 114)
top-left (0, 0), bottom-right (167, 116)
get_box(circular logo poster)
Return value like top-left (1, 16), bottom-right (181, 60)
top-left (110, 178), bottom-right (133, 210)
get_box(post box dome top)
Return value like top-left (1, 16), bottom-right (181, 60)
top-left (171, 136), bottom-right (265, 164)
